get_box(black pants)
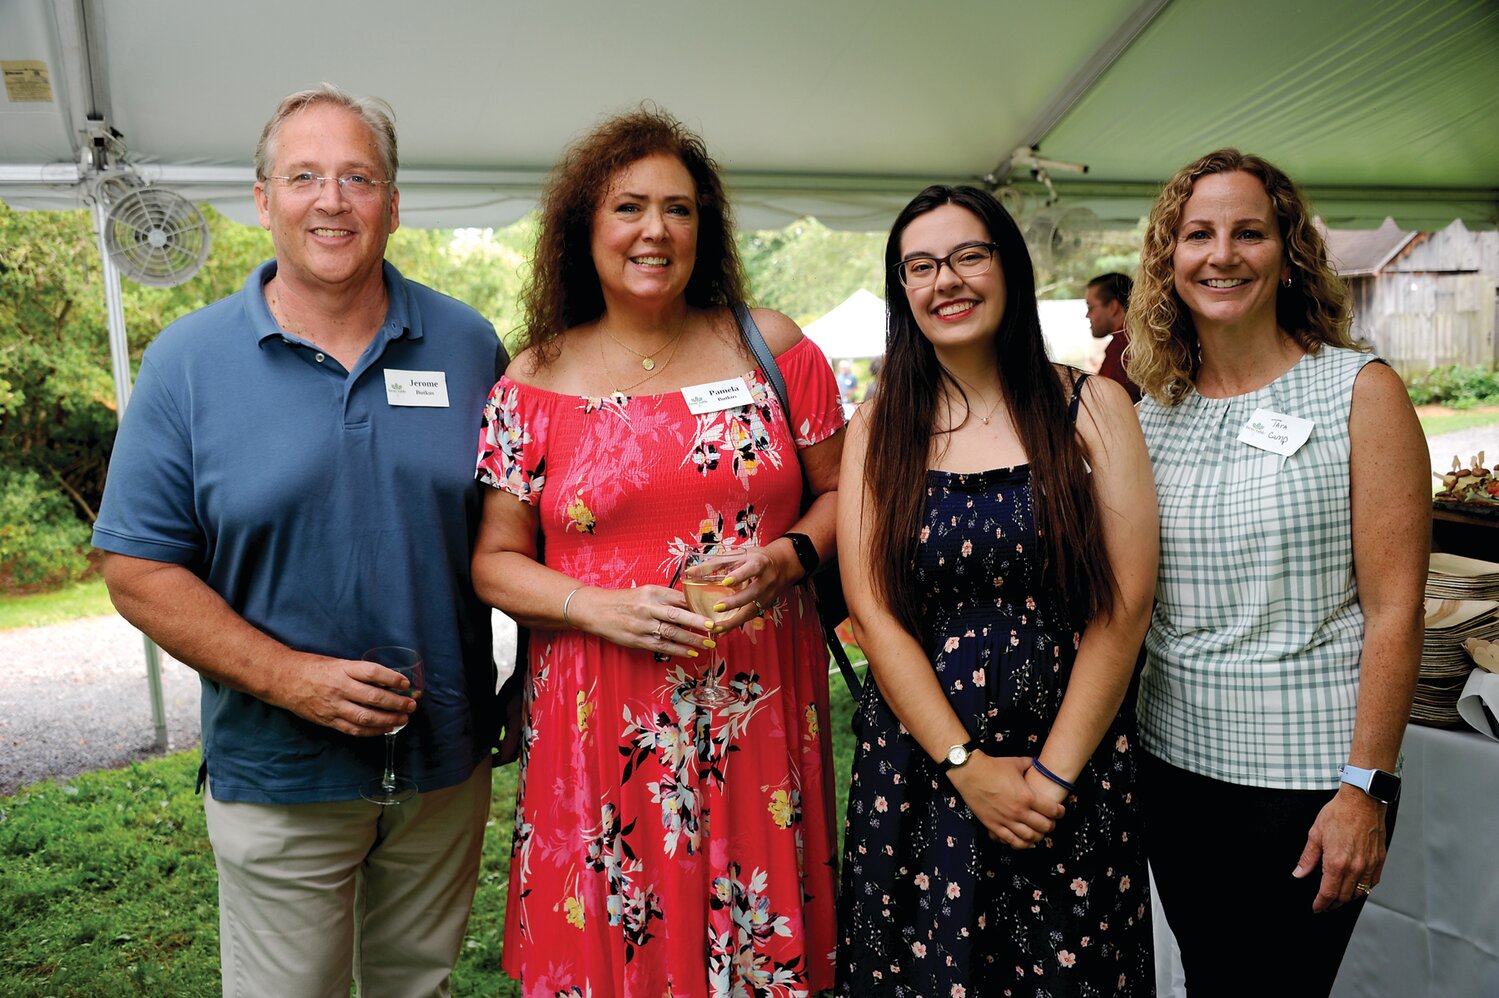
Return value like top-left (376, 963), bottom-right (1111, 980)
top-left (1140, 750), bottom-right (1397, 998)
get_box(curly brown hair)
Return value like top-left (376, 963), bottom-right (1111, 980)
top-left (518, 106), bottom-right (747, 363)
top-left (1126, 149), bottom-right (1355, 405)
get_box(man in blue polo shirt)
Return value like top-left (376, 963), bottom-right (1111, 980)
top-left (92, 84), bottom-right (507, 996)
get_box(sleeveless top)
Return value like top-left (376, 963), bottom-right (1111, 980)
top-left (1136, 345), bottom-right (1379, 790)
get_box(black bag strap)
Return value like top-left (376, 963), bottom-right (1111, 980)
top-left (730, 303), bottom-right (862, 700)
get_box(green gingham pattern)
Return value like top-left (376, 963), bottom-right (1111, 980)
top-left (1136, 346), bottom-right (1379, 790)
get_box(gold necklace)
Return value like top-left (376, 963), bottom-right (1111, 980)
top-left (599, 323), bottom-right (686, 395)
top-left (943, 368), bottom-right (1006, 426)
top-left (601, 313), bottom-right (687, 371)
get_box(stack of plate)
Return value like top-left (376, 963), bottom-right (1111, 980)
top-left (1415, 554), bottom-right (1499, 726)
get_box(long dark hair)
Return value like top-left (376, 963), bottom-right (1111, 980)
top-left (864, 185), bottom-right (1116, 634)
top-left (519, 105), bottom-right (747, 363)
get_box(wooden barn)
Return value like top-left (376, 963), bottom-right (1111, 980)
top-left (1327, 219), bottom-right (1499, 378)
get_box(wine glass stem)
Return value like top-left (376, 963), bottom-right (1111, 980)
top-left (380, 732), bottom-right (399, 791)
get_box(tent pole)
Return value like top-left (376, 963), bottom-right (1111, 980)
top-left (92, 199), bottom-right (170, 753)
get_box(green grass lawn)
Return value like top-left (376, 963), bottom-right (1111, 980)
top-left (0, 578), bottom-right (114, 632)
top-left (0, 668), bottom-right (862, 996)
top-left (1417, 407), bottom-right (1499, 439)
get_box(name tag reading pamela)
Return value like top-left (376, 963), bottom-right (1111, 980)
top-left (1238, 407), bottom-right (1313, 457)
top-left (682, 377), bottom-right (753, 415)
top-left (384, 370), bottom-right (450, 407)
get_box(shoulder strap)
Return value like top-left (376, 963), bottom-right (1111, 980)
top-left (732, 303), bottom-right (791, 415)
top-left (730, 302), bottom-right (861, 702)
top-left (1068, 370), bottom-right (1090, 423)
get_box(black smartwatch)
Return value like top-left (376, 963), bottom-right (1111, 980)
top-left (783, 532), bottom-right (819, 579)
top-left (1339, 763), bottom-right (1401, 804)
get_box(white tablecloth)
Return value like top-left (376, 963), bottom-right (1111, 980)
top-left (1153, 723), bottom-right (1499, 996)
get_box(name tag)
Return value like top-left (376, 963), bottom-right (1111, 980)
top-left (384, 369), bottom-right (450, 407)
top-left (1238, 407), bottom-right (1312, 457)
top-left (682, 377), bottom-right (753, 415)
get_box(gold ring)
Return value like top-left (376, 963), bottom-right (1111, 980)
top-left (654, 621), bottom-right (666, 640)
top-left (1354, 882), bottom-right (1373, 895)
top-left (752, 599), bottom-right (765, 613)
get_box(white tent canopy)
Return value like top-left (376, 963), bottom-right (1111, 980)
top-left (805, 289), bottom-right (887, 359)
top-left (2, 0), bottom-right (1496, 233)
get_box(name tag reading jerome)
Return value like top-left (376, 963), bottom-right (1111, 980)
top-left (682, 377), bottom-right (753, 415)
top-left (1238, 407), bottom-right (1312, 457)
top-left (384, 370), bottom-right (450, 407)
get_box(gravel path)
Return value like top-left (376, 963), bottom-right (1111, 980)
top-left (1, 615), bottom-right (202, 797)
top-left (0, 613), bottom-right (517, 798)
top-left (1428, 425), bottom-right (1499, 482)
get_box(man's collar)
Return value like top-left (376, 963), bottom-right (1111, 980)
top-left (246, 259), bottom-right (420, 346)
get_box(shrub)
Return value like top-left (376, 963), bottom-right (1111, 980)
top-left (0, 468), bottom-right (92, 589)
top-left (1405, 364), bottom-right (1499, 408)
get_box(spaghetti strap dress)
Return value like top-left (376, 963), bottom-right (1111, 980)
top-left (476, 335), bottom-right (843, 998)
top-left (837, 373), bottom-right (1154, 997)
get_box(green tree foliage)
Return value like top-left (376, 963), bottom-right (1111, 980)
top-left (386, 218), bottom-right (535, 354)
top-left (737, 218), bottom-right (886, 325)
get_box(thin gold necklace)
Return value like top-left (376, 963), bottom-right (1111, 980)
top-left (600, 323), bottom-right (686, 395)
top-left (601, 313), bottom-right (687, 371)
top-left (943, 368), bottom-right (1005, 426)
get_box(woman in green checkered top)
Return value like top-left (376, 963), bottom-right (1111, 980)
top-left (1126, 149), bottom-right (1429, 996)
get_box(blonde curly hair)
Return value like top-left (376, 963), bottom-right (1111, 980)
top-left (1125, 149), bottom-right (1355, 405)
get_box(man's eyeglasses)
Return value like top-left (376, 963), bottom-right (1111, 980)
top-left (894, 243), bottom-right (999, 289)
top-left (264, 173), bottom-right (392, 201)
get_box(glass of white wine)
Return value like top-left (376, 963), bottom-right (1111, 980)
top-left (359, 645), bottom-right (425, 805)
top-left (681, 544), bottom-right (749, 708)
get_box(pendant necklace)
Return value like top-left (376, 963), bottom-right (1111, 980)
top-left (600, 322), bottom-right (686, 395)
top-left (601, 313), bottom-right (687, 371)
top-left (944, 368), bottom-right (1005, 426)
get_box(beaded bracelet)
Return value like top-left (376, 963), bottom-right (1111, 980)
top-left (1031, 758), bottom-right (1076, 793)
top-left (561, 587), bottom-right (582, 629)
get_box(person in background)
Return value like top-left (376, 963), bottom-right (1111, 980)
top-left (471, 107), bottom-right (842, 995)
top-left (1127, 148), bottom-right (1427, 997)
top-left (836, 357), bottom-right (860, 399)
top-left (861, 354), bottom-right (883, 402)
top-left (1085, 271), bottom-right (1141, 402)
top-left (837, 184), bottom-right (1159, 996)
top-left (91, 84), bottom-right (508, 996)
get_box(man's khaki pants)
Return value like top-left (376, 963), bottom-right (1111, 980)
top-left (203, 760), bottom-right (492, 998)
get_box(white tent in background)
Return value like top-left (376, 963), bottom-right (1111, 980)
top-left (804, 289), bottom-right (887, 359)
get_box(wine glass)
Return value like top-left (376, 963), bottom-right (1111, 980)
top-left (681, 545), bottom-right (749, 708)
top-left (360, 646), bottom-right (425, 805)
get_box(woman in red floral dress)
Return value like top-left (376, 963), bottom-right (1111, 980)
top-left (472, 108), bottom-right (844, 997)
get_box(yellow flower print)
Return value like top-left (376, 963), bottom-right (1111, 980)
top-left (563, 894), bottom-right (585, 929)
top-left (565, 493), bottom-right (596, 534)
top-left (768, 789), bottom-right (794, 829)
top-left (576, 689), bottom-right (594, 734)
top-left (804, 703), bottom-right (820, 739)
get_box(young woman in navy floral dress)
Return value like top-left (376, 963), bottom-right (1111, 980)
top-left (835, 185), bottom-right (1159, 997)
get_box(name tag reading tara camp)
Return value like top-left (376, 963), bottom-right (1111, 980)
top-left (682, 377), bottom-right (753, 415)
top-left (1238, 407), bottom-right (1312, 457)
top-left (384, 370), bottom-right (450, 407)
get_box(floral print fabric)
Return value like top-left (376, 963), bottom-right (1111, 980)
top-left (476, 336), bottom-right (844, 997)
top-left (838, 463), bottom-right (1153, 997)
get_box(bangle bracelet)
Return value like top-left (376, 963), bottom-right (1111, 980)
top-left (1031, 758), bottom-right (1076, 793)
top-left (561, 587), bottom-right (582, 629)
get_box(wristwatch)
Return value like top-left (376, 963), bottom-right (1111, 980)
top-left (939, 739), bottom-right (982, 773)
top-left (783, 532), bottom-right (819, 578)
top-left (1339, 763), bottom-right (1401, 804)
